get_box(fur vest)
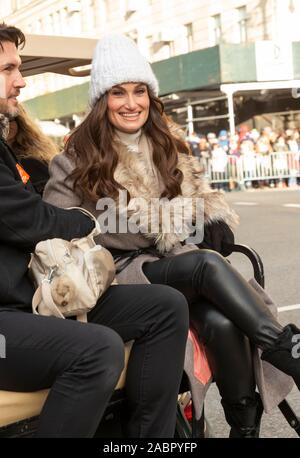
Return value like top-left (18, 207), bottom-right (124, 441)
top-left (104, 132), bottom-right (239, 253)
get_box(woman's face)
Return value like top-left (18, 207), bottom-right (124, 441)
top-left (107, 82), bottom-right (150, 133)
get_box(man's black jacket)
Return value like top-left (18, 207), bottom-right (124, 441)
top-left (0, 137), bottom-right (94, 311)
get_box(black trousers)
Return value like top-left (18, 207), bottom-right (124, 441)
top-left (0, 284), bottom-right (189, 438)
top-left (143, 249), bottom-right (282, 405)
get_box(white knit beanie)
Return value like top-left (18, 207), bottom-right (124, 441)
top-left (89, 34), bottom-right (159, 106)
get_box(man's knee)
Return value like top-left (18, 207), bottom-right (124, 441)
top-left (149, 285), bottom-right (189, 333)
top-left (101, 329), bottom-right (125, 386)
top-left (79, 324), bottom-right (125, 381)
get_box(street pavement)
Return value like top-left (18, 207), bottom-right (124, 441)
top-left (203, 187), bottom-right (300, 438)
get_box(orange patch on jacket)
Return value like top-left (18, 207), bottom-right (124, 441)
top-left (16, 163), bottom-right (30, 184)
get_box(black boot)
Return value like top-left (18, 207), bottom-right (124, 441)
top-left (261, 323), bottom-right (300, 390)
top-left (221, 393), bottom-right (264, 438)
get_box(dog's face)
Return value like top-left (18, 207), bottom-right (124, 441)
top-left (52, 275), bottom-right (75, 307)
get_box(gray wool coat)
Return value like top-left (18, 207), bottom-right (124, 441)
top-left (43, 149), bottom-right (294, 419)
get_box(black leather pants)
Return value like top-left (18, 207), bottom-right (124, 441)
top-left (143, 249), bottom-right (283, 404)
top-left (189, 300), bottom-right (256, 404)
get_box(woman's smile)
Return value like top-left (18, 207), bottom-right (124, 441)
top-left (107, 83), bottom-right (150, 133)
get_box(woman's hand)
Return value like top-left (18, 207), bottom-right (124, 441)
top-left (197, 220), bottom-right (235, 257)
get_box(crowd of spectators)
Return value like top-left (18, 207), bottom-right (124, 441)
top-left (186, 126), bottom-right (300, 159)
top-left (186, 126), bottom-right (300, 189)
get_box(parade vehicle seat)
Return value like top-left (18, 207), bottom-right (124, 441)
top-left (0, 341), bottom-right (133, 437)
top-left (1, 242), bottom-right (299, 438)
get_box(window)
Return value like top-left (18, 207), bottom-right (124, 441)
top-left (104, 0), bottom-right (112, 19)
top-left (237, 6), bottom-right (248, 43)
top-left (34, 19), bottom-right (42, 33)
top-left (167, 41), bottom-right (175, 57)
top-left (184, 23), bottom-right (194, 52)
top-left (146, 35), bottom-right (153, 60)
top-left (59, 8), bottom-right (68, 34)
top-left (126, 29), bottom-right (138, 44)
top-left (99, 0), bottom-right (107, 25)
top-left (17, 0), bottom-right (32, 7)
top-left (66, 3), bottom-right (82, 34)
top-left (212, 14), bottom-right (222, 45)
top-left (52, 11), bottom-right (60, 34)
top-left (43, 15), bottom-right (54, 34)
top-left (2, 0), bottom-right (16, 14)
top-left (124, 0), bottom-right (139, 18)
top-left (84, 0), bottom-right (97, 31)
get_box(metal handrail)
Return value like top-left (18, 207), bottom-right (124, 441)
top-left (225, 243), bottom-right (265, 288)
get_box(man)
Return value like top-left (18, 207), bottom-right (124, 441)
top-left (0, 22), bottom-right (124, 438)
top-left (0, 23), bottom-right (188, 438)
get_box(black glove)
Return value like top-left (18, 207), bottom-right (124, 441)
top-left (197, 220), bottom-right (235, 257)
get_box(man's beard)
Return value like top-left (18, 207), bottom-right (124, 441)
top-left (0, 97), bottom-right (19, 139)
top-left (0, 98), bottom-right (19, 119)
top-left (7, 108), bottom-right (19, 119)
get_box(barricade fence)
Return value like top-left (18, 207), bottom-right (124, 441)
top-left (200, 152), bottom-right (300, 189)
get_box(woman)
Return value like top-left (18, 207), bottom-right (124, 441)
top-left (44, 34), bottom-right (300, 437)
top-left (7, 104), bottom-right (58, 195)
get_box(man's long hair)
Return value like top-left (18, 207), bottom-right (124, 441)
top-left (9, 105), bottom-right (58, 163)
top-left (65, 89), bottom-right (190, 202)
top-left (0, 22), bottom-right (25, 51)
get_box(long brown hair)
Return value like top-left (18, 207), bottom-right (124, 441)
top-left (8, 105), bottom-right (58, 163)
top-left (65, 88), bottom-right (190, 202)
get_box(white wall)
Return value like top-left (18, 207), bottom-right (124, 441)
top-left (3, 0), bottom-right (299, 101)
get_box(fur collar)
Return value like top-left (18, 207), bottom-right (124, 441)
top-left (112, 133), bottom-right (239, 253)
top-left (0, 114), bottom-right (9, 141)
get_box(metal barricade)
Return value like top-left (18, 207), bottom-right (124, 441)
top-left (200, 152), bottom-right (300, 188)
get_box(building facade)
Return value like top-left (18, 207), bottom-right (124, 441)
top-left (2, 0), bottom-right (300, 132)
